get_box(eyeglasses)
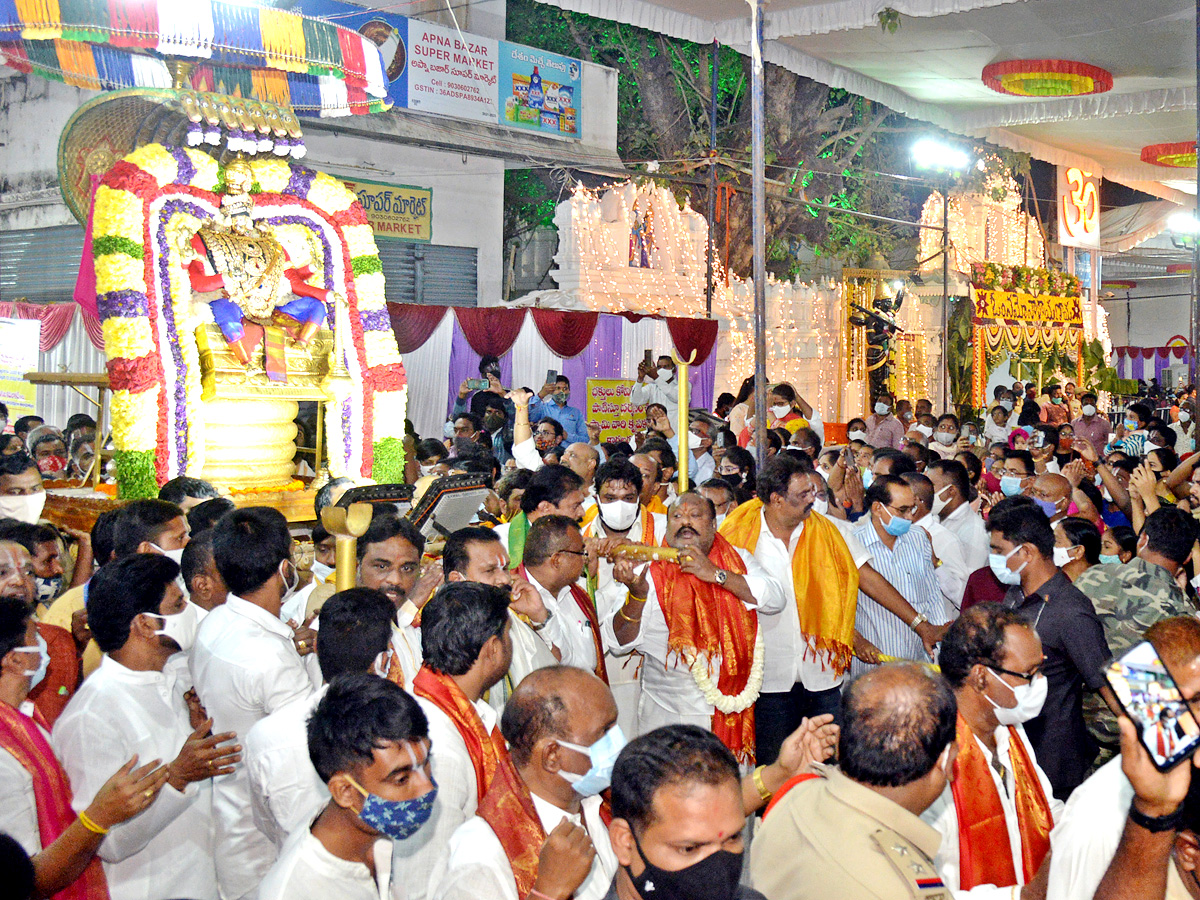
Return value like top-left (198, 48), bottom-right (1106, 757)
top-left (883, 503), bottom-right (917, 517)
top-left (988, 663), bottom-right (1042, 683)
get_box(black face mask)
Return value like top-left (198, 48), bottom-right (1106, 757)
top-left (722, 471), bottom-right (742, 488)
top-left (627, 830), bottom-right (742, 900)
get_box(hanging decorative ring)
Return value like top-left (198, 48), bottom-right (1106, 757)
top-left (981, 59), bottom-right (1113, 97)
top-left (1140, 142), bottom-right (1197, 168)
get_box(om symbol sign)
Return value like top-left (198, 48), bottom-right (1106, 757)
top-left (1061, 167), bottom-right (1099, 240)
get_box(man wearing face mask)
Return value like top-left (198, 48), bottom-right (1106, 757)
top-left (699, 478), bottom-right (738, 524)
top-left (245, 588), bottom-right (396, 851)
top-left (260, 672), bottom-right (437, 900)
top-left (52, 553), bottom-right (239, 900)
top-left (996, 449), bottom-right (1036, 499)
top-left (581, 458), bottom-right (665, 736)
top-left (1042, 384), bottom-right (1070, 427)
top-left (531, 376), bottom-right (590, 446)
top-left (632, 354), bottom-right (680, 422)
top-left (927, 459), bottom-right (990, 572)
top-left (1073, 506), bottom-right (1197, 751)
top-left (0, 452), bottom-right (47, 524)
top-left (0, 522), bottom-right (69, 616)
top-left (924, 605), bottom-right (1062, 897)
top-left (988, 498), bottom-right (1118, 800)
top-left (1070, 391), bottom-right (1110, 456)
top-left (1025, 472), bottom-right (1073, 527)
top-left (865, 392), bottom-right (905, 451)
top-left (0, 592), bottom-right (172, 900)
top-left (752, 663), bottom-right (958, 900)
top-left (849, 475), bottom-right (949, 680)
top-left (1172, 400), bottom-right (1196, 453)
top-left (191, 506), bottom-right (315, 900)
top-left (901, 472), bottom-right (969, 619)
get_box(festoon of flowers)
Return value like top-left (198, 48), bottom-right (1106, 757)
top-left (686, 630), bottom-right (765, 715)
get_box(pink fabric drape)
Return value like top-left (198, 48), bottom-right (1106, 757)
top-left (0, 301), bottom-right (77, 352)
top-left (387, 303), bottom-right (449, 354)
top-left (531, 309), bottom-right (598, 358)
top-left (81, 312), bottom-right (105, 351)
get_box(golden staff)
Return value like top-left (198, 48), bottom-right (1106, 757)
top-left (320, 501), bottom-right (371, 592)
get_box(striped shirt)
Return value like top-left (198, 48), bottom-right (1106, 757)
top-left (849, 519), bottom-right (948, 680)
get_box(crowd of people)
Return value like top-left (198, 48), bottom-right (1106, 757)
top-left (0, 359), bottom-right (1199, 900)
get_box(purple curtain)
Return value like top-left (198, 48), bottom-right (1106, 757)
top-left (447, 317), bottom-right (514, 418)
top-left (561, 315), bottom-right (623, 393)
top-left (1131, 354), bottom-right (1145, 382)
top-left (690, 348), bottom-right (716, 412)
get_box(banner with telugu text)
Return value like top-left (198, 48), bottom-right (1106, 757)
top-left (972, 289), bottom-right (1083, 326)
top-left (342, 178), bottom-right (433, 242)
top-left (587, 378), bottom-right (646, 443)
top-left (0, 318), bottom-right (40, 419)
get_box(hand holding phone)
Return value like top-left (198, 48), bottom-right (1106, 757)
top-left (1105, 640), bottom-right (1200, 771)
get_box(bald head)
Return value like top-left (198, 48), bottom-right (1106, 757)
top-left (1035, 473), bottom-right (1071, 504)
top-left (840, 663), bottom-right (957, 788)
top-left (561, 443), bottom-right (599, 484)
top-left (501, 665), bottom-right (616, 767)
top-left (901, 471), bottom-right (934, 514)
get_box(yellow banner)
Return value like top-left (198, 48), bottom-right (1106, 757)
top-left (973, 289), bottom-right (1082, 326)
top-left (342, 178), bottom-right (432, 242)
top-left (0, 318), bottom-right (39, 418)
top-left (586, 378), bottom-right (646, 443)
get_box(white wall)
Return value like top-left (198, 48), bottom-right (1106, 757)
top-left (1101, 277), bottom-right (1191, 347)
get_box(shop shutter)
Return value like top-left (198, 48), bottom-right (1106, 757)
top-left (0, 225), bottom-right (86, 303)
top-left (376, 239), bottom-right (477, 307)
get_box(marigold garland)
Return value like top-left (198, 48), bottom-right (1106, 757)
top-left (981, 59), bottom-right (1113, 97)
top-left (1140, 142), bottom-right (1197, 169)
top-left (969, 261), bottom-right (1081, 298)
top-left (90, 143), bottom-right (407, 496)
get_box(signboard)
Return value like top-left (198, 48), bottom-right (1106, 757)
top-left (586, 378), bottom-right (646, 443)
top-left (342, 178), bottom-right (433, 242)
top-left (406, 20), bottom-right (499, 124)
top-left (1058, 166), bottom-right (1100, 249)
top-left (300, 1), bottom-right (582, 139)
top-left (0, 318), bottom-right (40, 419)
top-left (973, 289), bottom-right (1083, 326)
top-left (499, 44), bottom-right (581, 137)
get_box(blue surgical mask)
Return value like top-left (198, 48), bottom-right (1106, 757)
top-left (879, 505), bottom-right (912, 537)
top-left (349, 774), bottom-right (437, 841)
top-left (557, 724), bottom-right (627, 797)
top-left (1123, 419), bottom-right (1138, 431)
top-left (1032, 497), bottom-right (1058, 520)
top-left (989, 545), bottom-right (1027, 586)
top-left (999, 475), bottom-right (1024, 497)
top-left (861, 469), bottom-right (875, 489)
top-left (1099, 553), bottom-right (1122, 566)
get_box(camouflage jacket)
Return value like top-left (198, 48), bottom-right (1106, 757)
top-left (1075, 558), bottom-right (1196, 745)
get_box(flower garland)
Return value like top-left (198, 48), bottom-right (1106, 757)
top-left (981, 60), bottom-right (1113, 97)
top-left (686, 630), bottom-right (765, 714)
top-left (90, 143), bottom-right (406, 497)
top-left (1141, 142), bottom-right (1197, 169)
top-left (969, 261), bottom-right (1081, 298)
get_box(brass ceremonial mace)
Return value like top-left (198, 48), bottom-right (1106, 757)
top-left (320, 502), bottom-right (372, 592)
top-left (674, 350), bottom-right (698, 494)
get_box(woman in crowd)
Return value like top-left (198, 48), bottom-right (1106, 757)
top-left (1055, 516), bottom-right (1101, 582)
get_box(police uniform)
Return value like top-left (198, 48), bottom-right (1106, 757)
top-left (750, 765), bottom-right (949, 900)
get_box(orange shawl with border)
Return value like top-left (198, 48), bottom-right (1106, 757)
top-left (412, 666), bottom-right (506, 806)
top-left (720, 500), bottom-right (858, 677)
top-left (648, 533), bottom-right (755, 763)
top-left (951, 714), bottom-right (1053, 888)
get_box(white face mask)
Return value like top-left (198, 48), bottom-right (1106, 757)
top-left (934, 431), bottom-right (955, 446)
top-left (1181, 411), bottom-right (1192, 424)
top-left (1081, 404), bottom-right (1096, 417)
top-left (688, 431), bottom-right (704, 451)
top-left (811, 497), bottom-right (829, 516)
top-left (598, 499), bottom-right (639, 532)
top-left (1145, 441), bottom-right (1163, 453)
top-left (931, 484), bottom-right (952, 517)
top-left (150, 603), bottom-right (200, 653)
top-left (419, 464), bottom-right (437, 477)
top-left (15, 633), bottom-right (49, 690)
top-left (874, 402), bottom-right (891, 416)
top-left (311, 560), bottom-right (334, 583)
top-left (279, 560), bottom-right (299, 602)
top-left (1052, 545), bottom-right (1076, 568)
top-left (151, 543), bottom-right (184, 565)
top-left (914, 423), bottom-right (934, 438)
top-left (0, 492), bottom-right (46, 524)
top-left (770, 404), bottom-right (792, 419)
top-left (847, 429), bottom-right (867, 442)
top-left (986, 670), bottom-right (1048, 725)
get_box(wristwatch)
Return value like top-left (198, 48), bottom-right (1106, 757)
top-left (715, 569), bottom-right (728, 586)
top-left (530, 608), bottom-right (555, 631)
top-left (909, 612), bottom-right (929, 631)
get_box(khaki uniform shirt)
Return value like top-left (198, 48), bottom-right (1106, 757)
top-left (751, 765), bottom-right (950, 900)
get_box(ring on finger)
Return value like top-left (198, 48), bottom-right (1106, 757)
top-left (143, 789), bottom-right (154, 799)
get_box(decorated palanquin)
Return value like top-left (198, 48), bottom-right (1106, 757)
top-left (967, 263), bottom-right (1085, 409)
top-left (87, 145), bottom-right (407, 495)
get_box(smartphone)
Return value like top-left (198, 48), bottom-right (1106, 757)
top-left (643, 349), bottom-right (654, 366)
top-left (1104, 640), bottom-right (1200, 771)
top-left (545, 369), bottom-right (557, 384)
top-left (466, 378), bottom-right (489, 390)
top-left (1032, 432), bottom-right (1046, 449)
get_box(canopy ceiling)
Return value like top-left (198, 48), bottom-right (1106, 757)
top-left (538, 0), bottom-right (1197, 205)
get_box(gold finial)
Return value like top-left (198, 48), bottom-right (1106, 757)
top-left (168, 61), bottom-right (194, 91)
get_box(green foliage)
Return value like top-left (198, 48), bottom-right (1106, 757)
top-left (351, 255), bottom-right (383, 276)
top-left (946, 299), bottom-right (976, 419)
top-left (371, 437), bottom-right (405, 483)
top-left (878, 9), bottom-right (901, 33)
top-left (114, 450), bottom-right (158, 499)
top-left (92, 235), bottom-right (143, 259)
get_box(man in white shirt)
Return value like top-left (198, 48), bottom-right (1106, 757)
top-left (923, 605), bottom-right (1063, 898)
top-left (259, 672), bottom-right (437, 900)
top-left (927, 458), bottom-right (990, 571)
top-left (581, 458), bottom-right (666, 736)
top-left (605, 493), bottom-right (786, 752)
top-left (53, 553), bottom-right (240, 900)
top-left (190, 507), bottom-right (316, 900)
top-left (517, 516), bottom-right (604, 679)
top-left (903, 471), bottom-right (970, 618)
top-left (245, 588), bottom-right (396, 849)
top-left (630, 354), bottom-right (679, 421)
top-left (1047, 615), bottom-right (1200, 900)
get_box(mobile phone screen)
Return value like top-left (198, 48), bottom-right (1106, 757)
top-left (1104, 640), bottom-right (1200, 771)
top-left (546, 369), bottom-right (557, 384)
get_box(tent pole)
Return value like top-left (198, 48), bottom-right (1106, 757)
top-left (706, 39), bottom-right (719, 317)
top-left (942, 184), bottom-right (950, 414)
top-left (751, 0), bottom-right (768, 471)
top-left (1192, 0), bottom-right (1199, 393)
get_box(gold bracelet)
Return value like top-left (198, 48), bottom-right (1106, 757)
top-left (752, 766), bottom-right (773, 802)
top-left (78, 810), bottom-right (109, 835)
top-left (626, 591), bottom-right (647, 604)
top-left (616, 606), bottom-right (641, 623)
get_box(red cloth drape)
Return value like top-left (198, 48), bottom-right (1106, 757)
top-left (455, 307), bottom-right (526, 357)
top-left (666, 316), bottom-right (719, 365)
top-left (0, 302), bottom-right (77, 352)
top-left (386, 303), bottom-right (449, 354)
top-left (531, 309), bottom-right (597, 358)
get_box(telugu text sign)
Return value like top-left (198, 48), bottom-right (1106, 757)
top-left (498, 44), bottom-right (581, 137)
top-left (973, 289), bottom-right (1083, 326)
top-left (406, 20), bottom-right (499, 124)
top-left (0, 318), bottom-right (40, 419)
top-left (342, 178), bottom-right (432, 242)
top-left (586, 378), bottom-right (646, 443)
